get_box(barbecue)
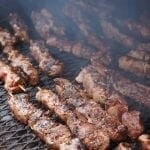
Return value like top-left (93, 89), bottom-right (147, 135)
top-left (0, 0), bottom-right (150, 150)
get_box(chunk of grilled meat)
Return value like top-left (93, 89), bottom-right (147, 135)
top-left (137, 43), bottom-right (150, 52)
top-left (54, 78), bottom-right (127, 141)
top-left (63, 2), bottom-right (110, 52)
top-left (9, 13), bottom-right (29, 41)
top-left (76, 65), bottom-right (144, 139)
top-left (127, 49), bottom-right (150, 62)
top-left (100, 20), bottom-right (135, 48)
top-left (29, 40), bottom-right (63, 76)
top-left (3, 45), bottom-right (38, 85)
top-left (122, 111), bottom-right (144, 139)
top-left (0, 27), bottom-right (16, 47)
top-left (0, 60), bottom-right (25, 93)
top-left (31, 9), bottom-right (65, 38)
top-left (36, 89), bottom-right (110, 149)
top-left (8, 93), bottom-right (84, 149)
top-left (119, 55), bottom-right (150, 78)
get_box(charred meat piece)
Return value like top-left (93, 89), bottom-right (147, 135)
top-left (100, 20), bottom-right (135, 48)
top-left (9, 13), bottom-right (29, 41)
top-left (63, 2), bottom-right (110, 52)
top-left (119, 55), bottom-right (150, 78)
top-left (3, 45), bottom-right (38, 85)
top-left (36, 88), bottom-right (110, 149)
top-left (112, 72), bottom-right (150, 107)
top-left (0, 27), bottom-right (16, 47)
top-left (29, 40), bottom-right (63, 76)
top-left (31, 9), bottom-right (65, 38)
top-left (127, 49), bottom-right (150, 62)
top-left (122, 111), bottom-right (144, 139)
top-left (8, 93), bottom-right (82, 149)
top-left (54, 78), bottom-right (127, 141)
top-left (138, 134), bottom-right (150, 150)
top-left (0, 60), bottom-right (25, 93)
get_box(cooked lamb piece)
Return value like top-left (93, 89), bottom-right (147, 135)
top-left (100, 20), bottom-right (135, 48)
top-left (63, 2), bottom-right (110, 52)
top-left (138, 134), bottom-right (150, 150)
top-left (116, 142), bottom-right (132, 150)
top-left (36, 88), bottom-right (110, 149)
top-left (118, 55), bottom-right (150, 78)
top-left (127, 49), bottom-right (150, 62)
top-left (8, 93), bottom-right (83, 149)
top-left (29, 40), bottom-right (63, 76)
top-left (122, 111), bottom-right (144, 139)
top-left (54, 78), bottom-right (127, 141)
top-left (31, 9), bottom-right (65, 38)
top-left (9, 13), bottom-right (29, 41)
top-left (0, 27), bottom-right (16, 47)
top-left (0, 60), bottom-right (25, 93)
top-left (3, 45), bottom-right (38, 85)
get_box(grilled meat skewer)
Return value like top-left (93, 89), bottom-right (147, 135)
top-left (3, 45), bottom-right (38, 85)
top-left (36, 88), bottom-right (110, 149)
top-left (76, 65), bottom-right (144, 139)
top-left (119, 55), bottom-right (150, 78)
top-left (9, 13), bottom-right (64, 77)
top-left (0, 60), bottom-right (25, 93)
top-left (8, 93), bottom-right (84, 149)
top-left (29, 40), bottom-right (63, 76)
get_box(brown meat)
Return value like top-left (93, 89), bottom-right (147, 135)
top-left (36, 88), bottom-right (110, 149)
top-left (4, 45), bottom-right (38, 85)
top-left (8, 13), bottom-right (64, 77)
top-left (9, 13), bottom-right (29, 41)
top-left (31, 9), bottom-right (65, 38)
top-left (112, 72), bottom-right (150, 107)
top-left (8, 93), bottom-right (82, 149)
top-left (29, 40), bottom-right (63, 76)
top-left (54, 78), bottom-right (127, 141)
top-left (116, 142), bottom-right (132, 150)
top-left (0, 60), bottom-right (25, 93)
top-left (138, 134), bottom-right (150, 150)
top-left (122, 111), bottom-right (144, 139)
top-left (127, 49), bottom-right (150, 62)
top-left (0, 27), bottom-right (16, 46)
top-left (76, 65), bottom-right (144, 139)
top-left (124, 20), bottom-right (150, 40)
top-left (63, 2), bottom-right (110, 52)
top-left (119, 55), bottom-right (150, 78)
top-left (137, 43), bottom-right (150, 52)
top-left (100, 20), bottom-right (135, 48)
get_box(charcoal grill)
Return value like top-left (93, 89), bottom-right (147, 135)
top-left (0, 0), bottom-right (150, 149)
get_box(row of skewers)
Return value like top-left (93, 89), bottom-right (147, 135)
top-left (0, 1), bottom-right (150, 149)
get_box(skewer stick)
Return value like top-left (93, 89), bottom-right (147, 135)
top-left (8, 92), bottom-right (13, 97)
top-left (19, 85), bottom-right (26, 91)
top-left (37, 87), bottom-right (42, 91)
